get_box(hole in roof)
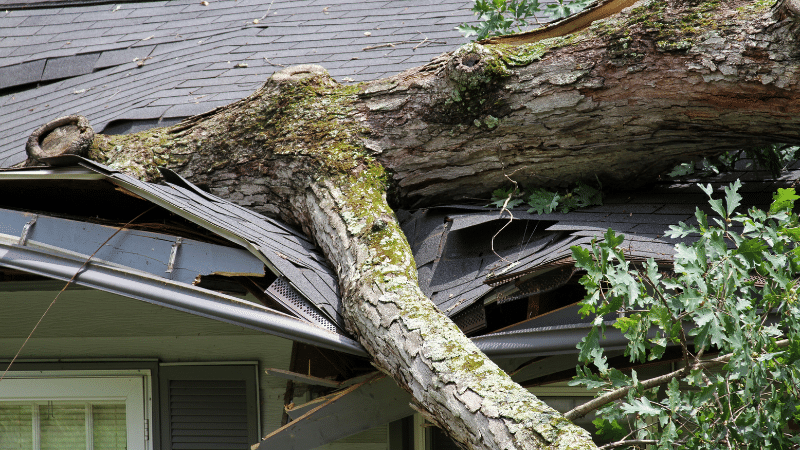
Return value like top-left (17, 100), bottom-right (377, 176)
top-left (444, 219), bottom-right (557, 258)
top-left (0, 178), bottom-right (234, 246)
top-left (0, 76), bottom-right (79, 98)
top-left (102, 117), bottom-right (184, 135)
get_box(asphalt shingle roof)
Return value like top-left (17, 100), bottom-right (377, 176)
top-left (0, 0), bottom-right (479, 166)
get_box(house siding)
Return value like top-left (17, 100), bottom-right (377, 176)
top-left (0, 286), bottom-right (387, 450)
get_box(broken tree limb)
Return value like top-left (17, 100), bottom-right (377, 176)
top-left (25, 115), bottom-right (94, 163)
top-left (564, 339), bottom-right (791, 421)
top-left (57, 0), bottom-right (800, 447)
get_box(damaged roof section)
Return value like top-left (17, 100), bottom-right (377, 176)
top-left (399, 161), bottom-right (800, 341)
top-left (0, 207), bottom-right (265, 285)
top-left (0, 156), bottom-right (359, 352)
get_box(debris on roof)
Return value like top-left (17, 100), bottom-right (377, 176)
top-left (400, 161), bottom-right (800, 340)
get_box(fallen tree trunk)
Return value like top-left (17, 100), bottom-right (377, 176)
top-left (31, 0), bottom-right (800, 448)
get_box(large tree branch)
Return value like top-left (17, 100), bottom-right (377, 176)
top-left (359, 0), bottom-right (800, 205)
top-left (24, 0), bottom-right (800, 448)
top-left (297, 174), bottom-right (595, 449)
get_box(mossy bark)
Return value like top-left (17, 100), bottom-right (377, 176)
top-left (66, 0), bottom-right (800, 448)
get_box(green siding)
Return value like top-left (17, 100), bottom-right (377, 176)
top-left (0, 287), bottom-right (387, 450)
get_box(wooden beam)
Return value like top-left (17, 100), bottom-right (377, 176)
top-left (254, 373), bottom-right (413, 450)
top-left (265, 368), bottom-right (341, 388)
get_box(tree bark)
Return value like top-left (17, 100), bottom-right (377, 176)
top-left (56, 0), bottom-right (800, 448)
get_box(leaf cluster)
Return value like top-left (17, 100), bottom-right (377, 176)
top-left (570, 181), bottom-right (800, 449)
top-left (457, 0), bottom-right (592, 40)
top-left (669, 144), bottom-right (800, 179)
top-left (487, 181), bottom-right (602, 213)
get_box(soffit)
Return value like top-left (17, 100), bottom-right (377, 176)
top-left (0, 282), bottom-right (266, 338)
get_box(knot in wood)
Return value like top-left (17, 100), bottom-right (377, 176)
top-left (265, 64), bottom-right (336, 88)
top-left (25, 115), bottom-right (94, 164)
top-left (371, 218), bottom-right (389, 232)
top-left (459, 53), bottom-right (483, 70)
top-left (446, 45), bottom-right (503, 91)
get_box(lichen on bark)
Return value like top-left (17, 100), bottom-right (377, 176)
top-left (57, 1), bottom-right (800, 447)
top-left (80, 62), bottom-right (601, 450)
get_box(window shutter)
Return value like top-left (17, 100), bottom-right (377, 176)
top-left (160, 366), bottom-right (258, 450)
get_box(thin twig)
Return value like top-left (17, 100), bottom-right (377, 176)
top-left (264, 57), bottom-right (286, 68)
top-left (489, 150), bottom-right (523, 274)
top-left (258, 0), bottom-right (276, 20)
top-left (599, 439), bottom-right (658, 450)
top-left (413, 37), bottom-right (429, 50)
top-left (644, 275), bottom-right (691, 366)
top-left (0, 206), bottom-right (156, 381)
top-left (362, 38), bottom-right (444, 51)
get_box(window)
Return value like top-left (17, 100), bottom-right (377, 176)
top-left (0, 371), bottom-right (151, 450)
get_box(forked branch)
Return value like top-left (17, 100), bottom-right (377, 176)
top-left (565, 339), bottom-right (790, 420)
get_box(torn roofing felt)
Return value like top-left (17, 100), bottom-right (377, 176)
top-left (0, 155), bottom-right (345, 335)
top-left (399, 160), bottom-right (800, 334)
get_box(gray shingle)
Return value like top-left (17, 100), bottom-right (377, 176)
top-left (18, 13), bottom-right (74, 26)
top-left (0, 59), bottom-right (45, 89)
top-left (162, 101), bottom-right (222, 117)
top-left (0, 24), bottom-right (44, 37)
top-left (0, 34), bottom-right (52, 48)
top-left (57, 25), bottom-right (112, 42)
top-left (0, 15), bottom-right (28, 27)
top-left (124, 4), bottom-right (189, 19)
top-left (74, 9), bottom-right (133, 23)
top-left (95, 46), bottom-right (156, 69)
top-left (100, 21), bottom-right (162, 37)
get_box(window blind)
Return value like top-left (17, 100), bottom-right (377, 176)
top-left (0, 403), bottom-right (126, 450)
top-left (0, 405), bottom-right (33, 450)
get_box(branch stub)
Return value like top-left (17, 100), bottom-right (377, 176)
top-left (266, 64), bottom-right (335, 87)
top-left (25, 115), bottom-right (94, 164)
top-left (446, 44), bottom-right (507, 91)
